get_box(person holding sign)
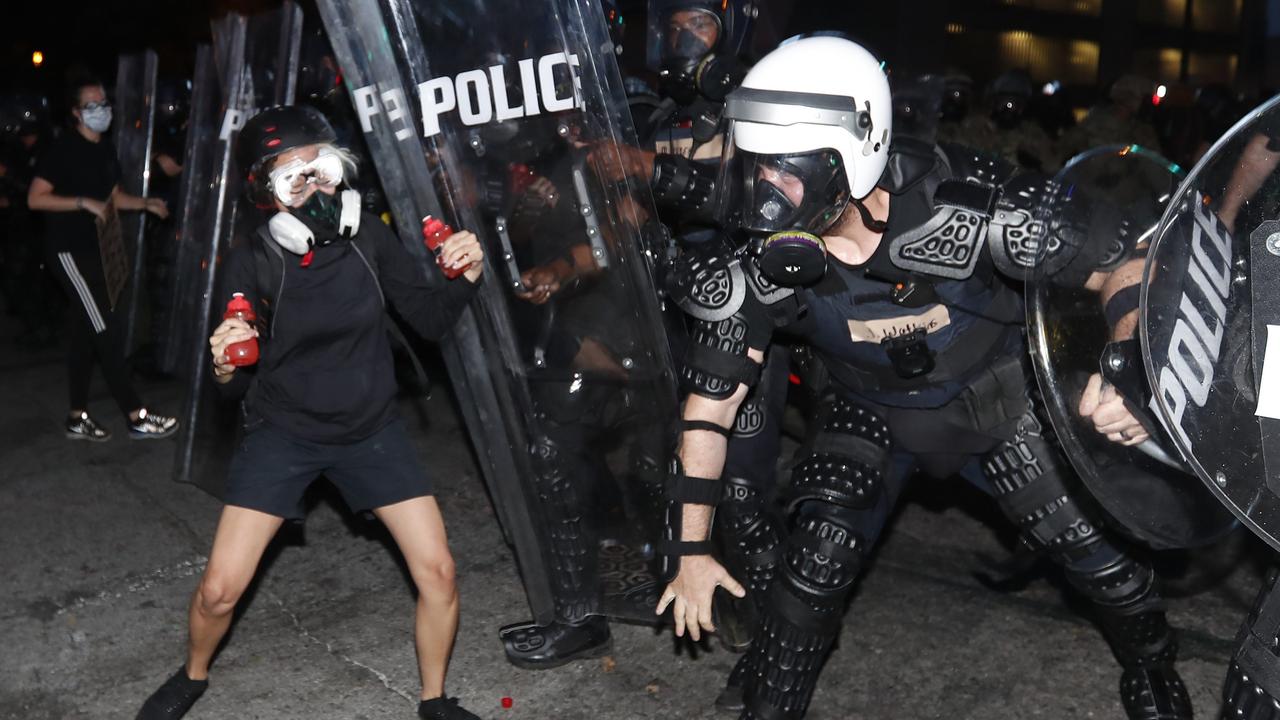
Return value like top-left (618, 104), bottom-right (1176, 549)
top-left (27, 69), bottom-right (174, 441)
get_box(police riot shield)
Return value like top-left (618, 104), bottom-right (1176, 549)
top-left (1029, 144), bottom-right (1235, 548)
top-left (156, 45), bottom-right (218, 378)
top-left (1143, 95), bottom-right (1280, 551)
top-left (113, 50), bottom-right (159, 354)
top-left (316, 0), bottom-right (679, 629)
top-left (170, 4), bottom-right (303, 493)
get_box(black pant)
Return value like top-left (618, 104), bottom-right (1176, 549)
top-left (50, 249), bottom-right (142, 415)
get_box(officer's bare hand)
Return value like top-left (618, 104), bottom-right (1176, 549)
top-left (145, 197), bottom-right (169, 219)
top-left (515, 266), bottom-right (562, 305)
top-left (588, 141), bottom-right (656, 183)
top-left (440, 230), bottom-right (485, 283)
top-left (655, 554), bottom-right (746, 643)
top-left (1078, 372), bottom-right (1148, 446)
top-left (209, 317), bottom-right (258, 382)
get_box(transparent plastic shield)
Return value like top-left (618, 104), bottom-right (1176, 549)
top-left (1143, 95), bottom-right (1280, 551)
top-left (318, 0), bottom-right (678, 626)
top-left (113, 50), bottom-right (159, 353)
top-left (157, 46), bottom-right (217, 377)
top-left (1030, 145), bottom-right (1234, 548)
top-left (171, 5), bottom-right (303, 494)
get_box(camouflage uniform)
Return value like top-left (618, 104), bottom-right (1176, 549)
top-left (1058, 107), bottom-right (1162, 161)
top-left (1059, 74), bottom-right (1162, 161)
top-left (937, 113), bottom-right (1060, 174)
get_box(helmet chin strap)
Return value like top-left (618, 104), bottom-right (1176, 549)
top-left (852, 196), bottom-right (888, 234)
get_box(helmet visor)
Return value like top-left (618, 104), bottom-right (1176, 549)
top-left (717, 127), bottom-right (851, 235)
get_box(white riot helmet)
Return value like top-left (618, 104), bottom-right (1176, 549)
top-left (718, 37), bottom-right (892, 285)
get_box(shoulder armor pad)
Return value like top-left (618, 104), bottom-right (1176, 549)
top-left (987, 172), bottom-right (1051, 277)
top-left (670, 252), bottom-right (748, 322)
top-left (887, 178), bottom-right (997, 280)
top-left (991, 173), bottom-right (1131, 285)
top-left (880, 137), bottom-right (941, 194)
top-left (742, 257), bottom-right (797, 307)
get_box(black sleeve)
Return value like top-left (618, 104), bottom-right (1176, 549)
top-left (108, 148), bottom-right (122, 189)
top-left (211, 240), bottom-right (261, 399)
top-left (368, 215), bottom-right (480, 341)
top-left (32, 139), bottom-right (69, 188)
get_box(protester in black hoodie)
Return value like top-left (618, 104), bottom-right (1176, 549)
top-left (136, 106), bottom-right (485, 720)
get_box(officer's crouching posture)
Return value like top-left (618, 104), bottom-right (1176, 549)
top-left (655, 37), bottom-right (1190, 720)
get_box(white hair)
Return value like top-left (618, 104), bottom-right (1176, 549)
top-left (319, 142), bottom-right (360, 180)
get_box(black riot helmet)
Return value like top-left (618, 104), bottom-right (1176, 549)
top-left (989, 69), bottom-right (1033, 130)
top-left (237, 105), bottom-right (338, 205)
top-left (646, 0), bottom-right (755, 105)
top-left (940, 71), bottom-right (972, 123)
top-left (155, 80), bottom-right (190, 136)
top-left (0, 93), bottom-right (47, 137)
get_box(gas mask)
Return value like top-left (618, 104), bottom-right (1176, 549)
top-left (81, 102), bottom-right (112, 133)
top-left (657, 8), bottom-right (721, 105)
top-left (735, 149), bottom-right (852, 287)
top-left (265, 148), bottom-right (361, 257)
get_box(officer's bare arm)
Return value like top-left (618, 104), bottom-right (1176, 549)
top-left (1220, 133), bottom-right (1280, 231)
top-left (676, 348), bottom-right (764, 543)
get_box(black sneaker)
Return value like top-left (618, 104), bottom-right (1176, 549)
top-left (129, 408), bottom-right (178, 440)
top-left (136, 667), bottom-right (207, 720)
top-left (418, 696), bottom-right (482, 720)
top-left (66, 412), bottom-right (111, 442)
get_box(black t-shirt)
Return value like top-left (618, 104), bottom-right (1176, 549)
top-left (34, 130), bottom-right (120, 254)
top-left (216, 212), bottom-right (480, 443)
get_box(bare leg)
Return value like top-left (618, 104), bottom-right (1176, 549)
top-left (186, 505), bottom-right (284, 679)
top-left (374, 496), bottom-right (458, 700)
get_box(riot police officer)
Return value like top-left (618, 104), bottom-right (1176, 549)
top-left (938, 69), bottom-right (1059, 173)
top-left (656, 37), bottom-right (1190, 720)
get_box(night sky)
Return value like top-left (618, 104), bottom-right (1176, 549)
top-left (0, 0), bottom-right (280, 90)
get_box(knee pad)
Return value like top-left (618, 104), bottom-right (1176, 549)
top-left (985, 416), bottom-right (1105, 564)
top-left (789, 398), bottom-right (891, 511)
top-left (1223, 660), bottom-right (1280, 720)
top-left (742, 509), bottom-right (865, 720)
top-left (775, 510), bottom-right (866, 627)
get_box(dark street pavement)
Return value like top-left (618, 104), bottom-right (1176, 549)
top-left (0, 320), bottom-right (1270, 720)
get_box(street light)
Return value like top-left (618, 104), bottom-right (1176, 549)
top-left (32, 51), bottom-right (44, 68)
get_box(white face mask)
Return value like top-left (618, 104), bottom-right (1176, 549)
top-left (81, 105), bottom-right (112, 133)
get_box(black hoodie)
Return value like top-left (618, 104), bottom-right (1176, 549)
top-left (215, 212), bottom-right (479, 443)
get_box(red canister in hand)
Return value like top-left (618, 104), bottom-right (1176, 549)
top-left (224, 293), bottom-right (259, 366)
top-left (422, 215), bottom-right (468, 279)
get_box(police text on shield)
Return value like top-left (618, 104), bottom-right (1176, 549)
top-left (352, 52), bottom-right (583, 141)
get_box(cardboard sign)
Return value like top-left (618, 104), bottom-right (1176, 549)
top-left (96, 197), bottom-right (130, 310)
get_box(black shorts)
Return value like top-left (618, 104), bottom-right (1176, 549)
top-left (224, 418), bottom-right (432, 520)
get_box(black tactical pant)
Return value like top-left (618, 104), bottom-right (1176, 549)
top-left (720, 357), bottom-right (1184, 720)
